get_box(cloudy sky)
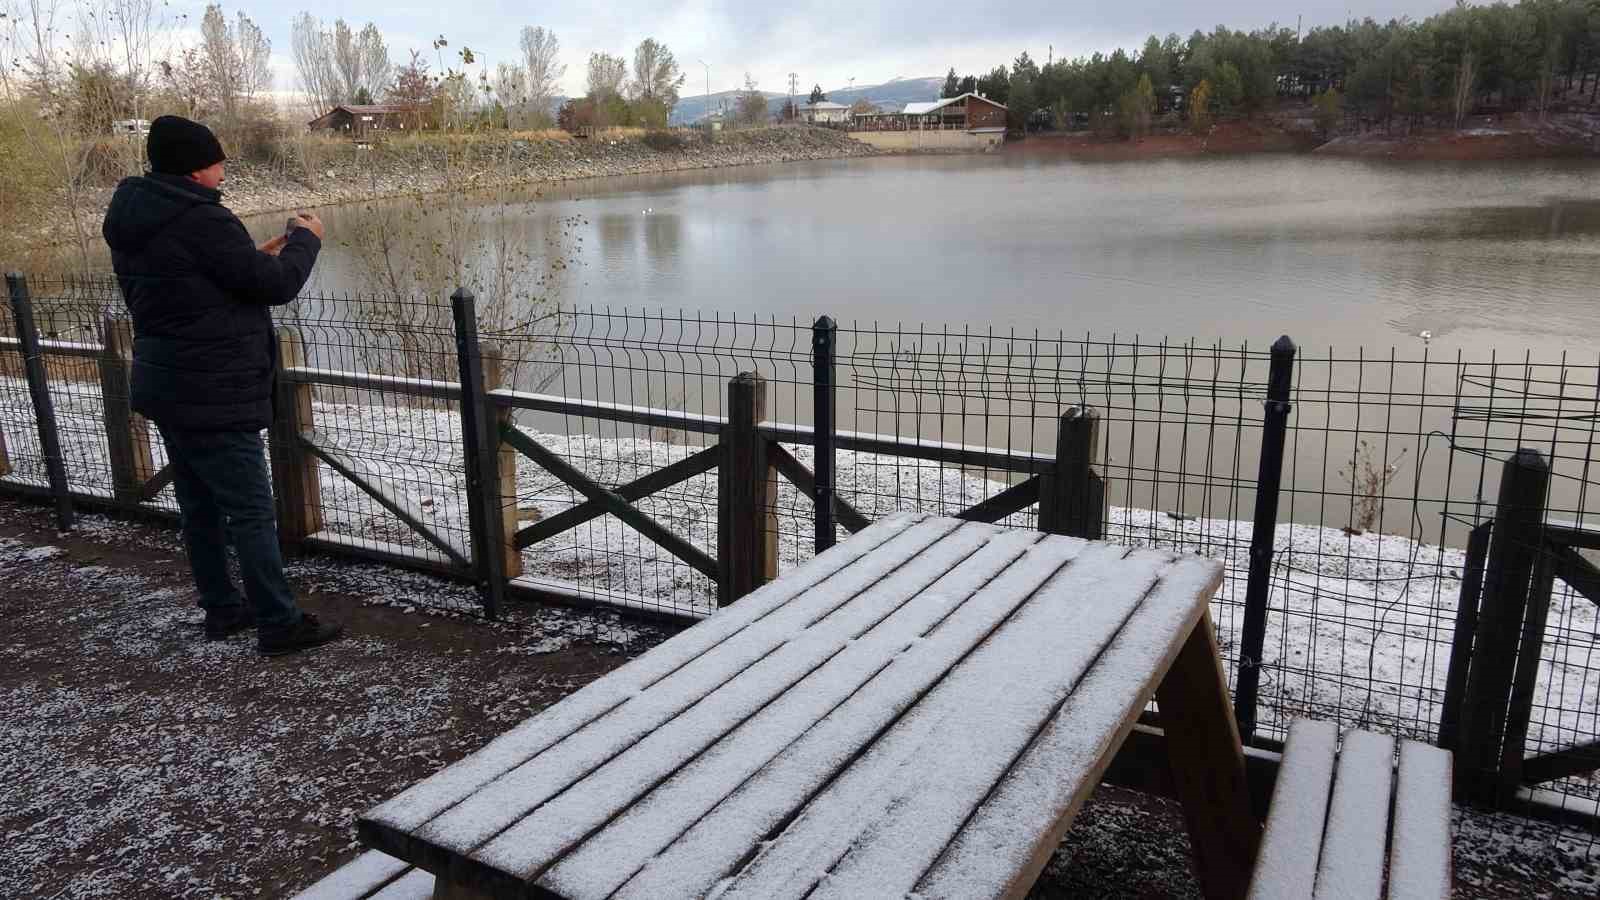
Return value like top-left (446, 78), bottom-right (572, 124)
top-left (173, 0), bottom-right (1462, 100)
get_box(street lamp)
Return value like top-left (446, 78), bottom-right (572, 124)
top-left (697, 59), bottom-right (711, 134)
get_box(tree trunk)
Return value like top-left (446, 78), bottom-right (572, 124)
top-left (1454, 51), bottom-right (1476, 131)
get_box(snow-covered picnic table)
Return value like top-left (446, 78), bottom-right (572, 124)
top-left (357, 511), bottom-right (1259, 900)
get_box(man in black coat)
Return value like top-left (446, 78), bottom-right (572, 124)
top-left (102, 115), bottom-right (342, 656)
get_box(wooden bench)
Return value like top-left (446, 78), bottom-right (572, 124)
top-left (290, 849), bottom-right (432, 900)
top-left (1247, 719), bottom-right (1454, 900)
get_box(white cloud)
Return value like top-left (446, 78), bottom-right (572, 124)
top-left (149, 0), bottom-right (1461, 103)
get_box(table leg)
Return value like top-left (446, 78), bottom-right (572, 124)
top-left (1153, 608), bottom-right (1261, 900)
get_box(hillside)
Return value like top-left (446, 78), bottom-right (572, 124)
top-left (671, 76), bottom-right (944, 124)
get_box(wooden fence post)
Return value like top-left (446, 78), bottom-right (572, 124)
top-left (1457, 447), bottom-right (1550, 803)
top-left (1038, 406), bottom-right (1103, 539)
top-left (451, 289), bottom-right (508, 618)
top-left (1438, 519), bottom-right (1495, 753)
top-left (719, 371), bottom-right (777, 606)
top-left (98, 315), bottom-right (154, 505)
top-left (7, 273), bottom-right (72, 529)
top-left (1233, 334), bottom-right (1297, 743)
top-left (482, 344), bottom-right (522, 580)
top-left (270, 326), bottom-right (322, 548)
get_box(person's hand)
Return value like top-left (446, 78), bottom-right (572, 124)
top-left (257, 234), bottom-right (288, 256)
top-left (291, 212), bottom-right (325, 241)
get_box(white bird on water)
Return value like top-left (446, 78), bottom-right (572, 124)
top-left (642, 207), bottom-right (654, 215)
top-left (1419, 330), bottom-right (1433, 343)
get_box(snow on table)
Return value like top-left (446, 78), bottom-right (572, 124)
top-left (359, 515), bottom-right (1232, 900)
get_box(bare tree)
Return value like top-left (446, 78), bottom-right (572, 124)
top-left (292, 15), bottom-right (388, 111)
top-left (198, 5), bottom-right (240, 123)
top-left (234, 12), bottom-right (271, 106)
top-left (332, 20), bottom-right (360, 103)
top-left (73, 0), bottom-right (172, 170)
top-left (357, 23), bottom-right (392, 101)
top-left (629, 38), bottom-right (684, 108)
top-left (494, 61), bottom-right (527, 125)
top-left (194, 6), bottom-right (271, 129)
top-left (0, 0), bottom-right (98, 268)
top-left (1452, 48), bottom-right (1475, 130)
top-left (291, 12), bottom-right (338, 113)
top-left (737, 72), bottom-right (768, 125)
top-left (586, 51), bottom-right (627, 100)
top-left (518, 26), bottom-right (563, 123)
top-left (160, 46), bottom-right (209, 117)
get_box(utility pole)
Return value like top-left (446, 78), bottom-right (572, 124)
top-left (788, 71), bottom-right (799, 120)
top-left (1049, 44), bottom-right (1053, 67)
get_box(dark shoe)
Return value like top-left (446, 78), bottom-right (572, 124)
top-left (257, 613), bottom-right (344, 657)
top-left (204, 606), bottom-right (256, 640)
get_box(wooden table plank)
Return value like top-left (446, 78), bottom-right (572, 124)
top-left (531, 528), bottom-right (1058, 900)
top-left (703, 544), bottom-right (1178, 900)
top-left (910, 558), bottom-right (1224, 900)
top-left (361, 512), bottom-right (929, 847)
top-left (407, 516), bottom-right (964, 864)
top-left (608, 534), bottom-right (1098, 900)
top-left (463, 521), bottom-right (1016, 891)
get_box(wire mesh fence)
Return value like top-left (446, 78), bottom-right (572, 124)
top-left (2, 277), bottom-right (1596, 838)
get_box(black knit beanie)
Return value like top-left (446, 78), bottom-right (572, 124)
top-left (147, 115), bottom-right (227, 176)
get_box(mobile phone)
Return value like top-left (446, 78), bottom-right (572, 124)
top-left (285, 217), bottom-right (299, 237)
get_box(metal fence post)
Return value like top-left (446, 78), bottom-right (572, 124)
top-left (1038, 406), bottom-right (1104, 539)
top-left (1457, 448), bottom-right (1550, 803)
top-left (98, 315), bottom-right (154, 505)
top-left (7, 273), bottom-right (73, 529)
top-left (1233, 334), bottom-right (1296, 742)
top-left (451, 289), bottom-right (507, 619)
top-left (719, 371), bottom-right (777, 606)
top-left (813, 316), bottom-right (837, 555)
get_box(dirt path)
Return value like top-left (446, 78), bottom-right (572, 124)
top-left (0, 495), bottom-right (1593, 898)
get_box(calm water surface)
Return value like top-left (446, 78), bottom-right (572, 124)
top-left (271, 152), bottom-right (1600, 358)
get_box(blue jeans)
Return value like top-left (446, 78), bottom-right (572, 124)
top-left (158, 428), bottom-right (302, 632)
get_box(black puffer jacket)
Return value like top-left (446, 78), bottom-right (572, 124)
top-left (102, 173), bottom-right (320, 431)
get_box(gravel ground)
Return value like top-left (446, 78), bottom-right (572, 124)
top-left (1, 495), bottom-right (1596, 899)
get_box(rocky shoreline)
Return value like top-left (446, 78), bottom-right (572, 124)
top-left (219, 125), bottom-right (879, 220)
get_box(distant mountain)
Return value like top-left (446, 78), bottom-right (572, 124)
top-left (670, 90), bottom-right (786, 125)
top-left (670, 76), bottom-right (944, 125)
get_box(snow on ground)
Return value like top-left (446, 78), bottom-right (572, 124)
top-left (0, 522), bottom-right (669, 899)
top-left (2, 381), bottom-right (1597, 773)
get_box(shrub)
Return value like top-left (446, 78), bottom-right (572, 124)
top-left (642, 129), bottom-right (687, 152)
top-left (228, 115), bottom-right (289, 166)
top-left (83, 138), bottom-right (137, 185)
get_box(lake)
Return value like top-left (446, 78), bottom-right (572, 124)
top-left (242, 152), bottom-right (1600, 541)
top-left (267, 151), bottom-right (1600, 360)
